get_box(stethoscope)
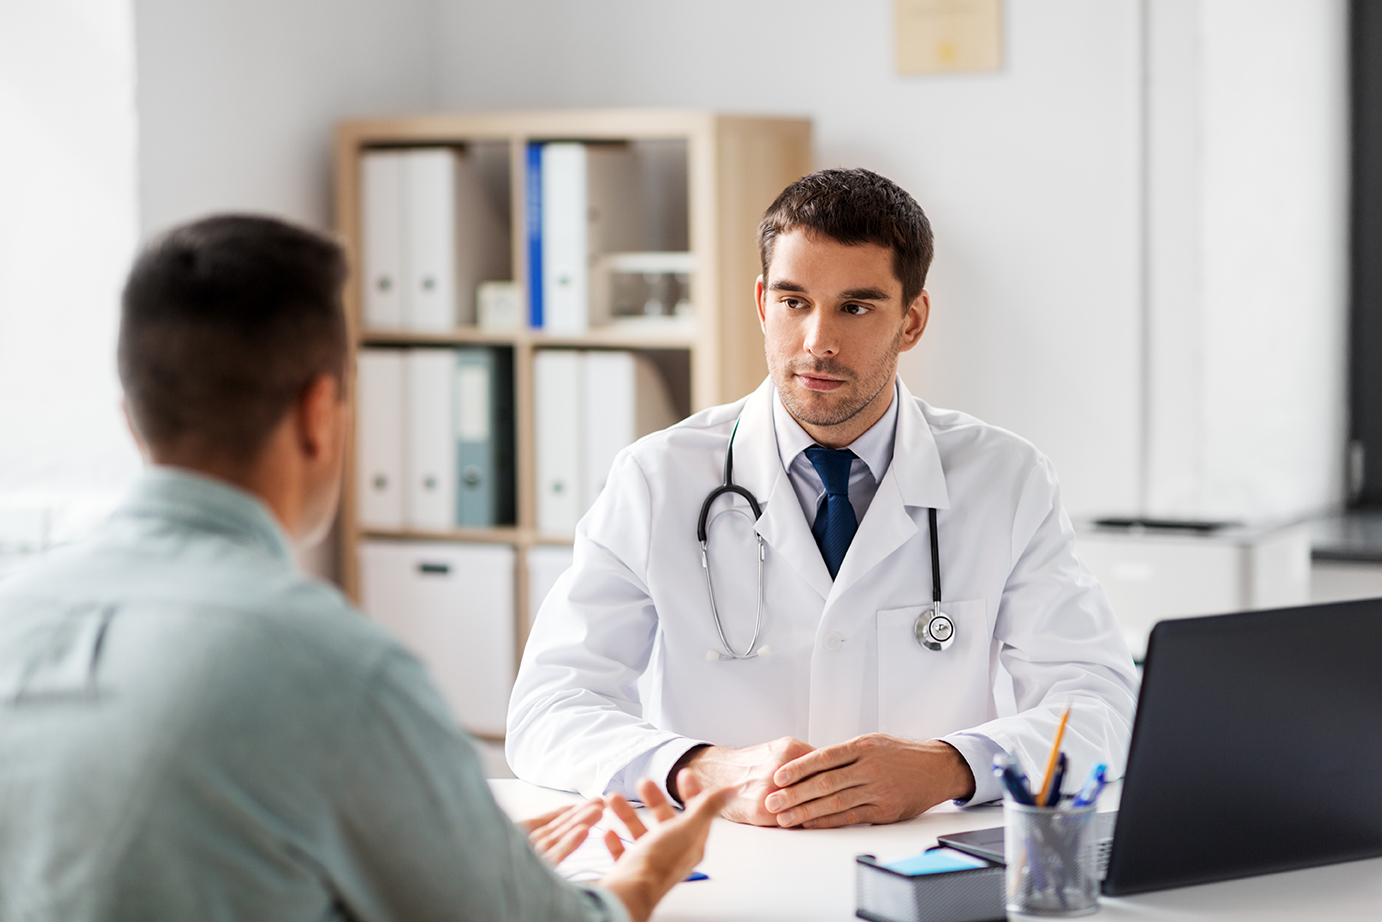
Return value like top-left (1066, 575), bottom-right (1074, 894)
top-left (697, 418), bottom-right (956, 661)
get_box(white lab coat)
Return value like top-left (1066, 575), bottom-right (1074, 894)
top-left (507, 378), bottom-right (1139, 801)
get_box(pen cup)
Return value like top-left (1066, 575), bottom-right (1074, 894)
top-left (1004, 799), bottom-right (1099, 917)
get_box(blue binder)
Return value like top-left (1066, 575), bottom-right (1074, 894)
top-left (525, 142), bottom-right (543, 328)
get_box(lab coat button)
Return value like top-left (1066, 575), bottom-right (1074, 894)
top-left (822, 631), bottom-right (843, 651)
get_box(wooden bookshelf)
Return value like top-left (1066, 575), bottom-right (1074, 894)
top-left (333, 109), bottom-right (812, 652)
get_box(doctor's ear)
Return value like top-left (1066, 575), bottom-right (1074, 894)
top-left (755, 275), bottom-right (767, 331)
top-left (898, 290), bottom-right (930, 352)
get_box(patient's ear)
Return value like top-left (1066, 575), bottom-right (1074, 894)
top-left (295, 373), bottom-right (342, 460)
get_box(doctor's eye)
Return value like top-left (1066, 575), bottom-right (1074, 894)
top-left (781, 297), bottom-right (807, 310)
top-left (841, 302), bottom-right (872, 316)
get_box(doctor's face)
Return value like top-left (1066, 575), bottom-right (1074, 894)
top-left (756, 229), bottom-right (928, 446)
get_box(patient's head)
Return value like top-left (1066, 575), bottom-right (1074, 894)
top-left (756, 168), bottom-right (934, 310)
top-left (118, 214), bottom-right (348, 466)
top-left (118, 214), bottom-right (349, 542)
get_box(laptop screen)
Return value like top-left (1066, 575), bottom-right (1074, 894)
top-left (1102, 597), bottom-right (1382, 895)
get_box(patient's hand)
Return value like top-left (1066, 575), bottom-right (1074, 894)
top-left (600, 774), bottom-right (732, 922)
top-left (518, 797), bottom-right (605, 865)
top-left (674, 737), bottom-right (816, 826)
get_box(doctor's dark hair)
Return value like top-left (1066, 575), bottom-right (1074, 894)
top-left (757, 168), bottom-right (934, 308)
top-left (118, 214), bottom-right (348, 465)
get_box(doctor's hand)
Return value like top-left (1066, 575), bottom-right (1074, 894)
top-left (599, 774), bottom-right (733, 922)
top-left (763, 735), bottom-right (976, 829)
top-left (674, 737), bottom-right (816, 826)
top-left (518, 797), bottom-right (606, 865)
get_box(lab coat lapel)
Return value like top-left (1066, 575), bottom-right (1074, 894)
top-left (733, 379), bottom-right (834, 601)
top-left (830, 379), bottom-right (951, 599)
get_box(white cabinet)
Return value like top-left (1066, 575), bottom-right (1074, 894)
top-left (1075, 522), bottom-right (1312, 659)
top-left (357, 540), bottom-right (515, 737)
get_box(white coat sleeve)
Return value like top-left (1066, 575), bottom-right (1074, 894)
top-left (506, 450), bottom-right (707, 799)
top-left (941, 454), bottom-right (1140, 792)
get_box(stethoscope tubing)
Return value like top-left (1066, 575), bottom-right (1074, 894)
top-left (699, 415), bottom-right (952, 660)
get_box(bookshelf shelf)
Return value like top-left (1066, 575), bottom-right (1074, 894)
top-left (359, 325), bottom-right (699, 350)
top-left (334, 108), bottom-right (811, 652)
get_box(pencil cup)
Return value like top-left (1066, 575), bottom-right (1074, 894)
top-left (1003, 799), bottom-right (1099, 916)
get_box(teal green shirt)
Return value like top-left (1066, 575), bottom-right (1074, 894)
top-left (0, 467), bottom-right (627, 922)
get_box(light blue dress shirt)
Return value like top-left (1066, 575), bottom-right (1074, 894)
top-left (0, 467), bottom-right (628, 922)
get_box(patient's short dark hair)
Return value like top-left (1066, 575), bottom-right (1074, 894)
top-left (118, 214), bottom-right (348, 464)
top-left (757, 168), bottom-right (934, 308)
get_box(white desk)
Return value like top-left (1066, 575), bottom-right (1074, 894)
top-left (491, 780), bottom-right (1382, 921)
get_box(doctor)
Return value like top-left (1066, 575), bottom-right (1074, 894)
top-left (508, 168), bottom-right (1139, 828)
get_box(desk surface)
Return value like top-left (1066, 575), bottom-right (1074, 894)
top-left (491, 780), bottom-right (1382, 921)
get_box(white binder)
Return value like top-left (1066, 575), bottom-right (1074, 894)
top-left (405, 349), bottom-right (456, 531)
top-left (355, 348), bottom-right (405, 530)
top-left (534, 349), bottom-right (583, 534)
top-left (358, 540), bottom-right (516, 737)
top-left (403, 147), bottom-right (508, 331)
top-left (540, 144), bottom-right (641, 333)
top-left (404, 149), bottom-right (460, 330)
top-left (360, 151), bottom-right (406, 329)
top-left (580, 351), bottom-right (678, 508)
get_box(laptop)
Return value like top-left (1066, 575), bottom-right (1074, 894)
top-left (938, 597), bottom-right (1382, 895)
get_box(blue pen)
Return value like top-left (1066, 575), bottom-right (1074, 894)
top-left (1047, 752), bottom-right (1068, 805)
top-left (992, 752), bottom-right (1036, 805)
top-left (1071, 763), bottom-right (1107, 808)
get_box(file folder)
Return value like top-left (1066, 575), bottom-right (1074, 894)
top-left (454, 347), bottom-right (515, 527)
top-left (580, 351), bottom-right (678, 507)
top-left (360, 151), bottom-right (406, 329)
top-left (358, 539), bottom-right (516, 737)
top-left (404, 149), bottom-right (461, 330)
top-left (534, 349), bottom-right (583, 534)
top-left (540, 143), bottom-right (641, 333)
top-left (355, 348), bottom-right (405, 530)
top-left (405, 349), bottom-right (457, 531)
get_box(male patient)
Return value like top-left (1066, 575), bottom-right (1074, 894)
top-left (0, 215), bottom-right (725, 921)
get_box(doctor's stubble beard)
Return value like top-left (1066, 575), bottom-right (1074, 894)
top-left (775, 328), bottom-right (905, 429)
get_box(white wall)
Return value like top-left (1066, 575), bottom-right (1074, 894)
top-left (1146, 0), bottom-right (1349, 521)
top-left (0, 0), bottom-right (141, 550)
top-left (4, 0), bottom-right (1345, 578)
top-left (135, 0), bottom-right (440, 235)
top-left (433, 0), bottom-right (1348, 522)
top-left (132, 0), bottom-right (444, 575)
top-left (433, 0), bottom-right (1146, 518)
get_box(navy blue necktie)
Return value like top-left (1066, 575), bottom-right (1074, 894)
top-left (805, 445), bottom-right (857, 579)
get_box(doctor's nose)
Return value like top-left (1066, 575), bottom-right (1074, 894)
top-left (801, 311), bottom-right (840, 358)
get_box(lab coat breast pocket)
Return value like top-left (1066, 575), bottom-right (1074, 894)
top-left (876, 599), bottom-right (990, 741)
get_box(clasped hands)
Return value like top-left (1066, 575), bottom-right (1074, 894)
top-left (673, 733), bottom-right (977, 829)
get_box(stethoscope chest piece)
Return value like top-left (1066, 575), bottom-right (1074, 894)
top-left (916, 605), bottom-right (955, 652)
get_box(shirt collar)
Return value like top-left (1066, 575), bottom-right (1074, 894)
top-left (110, 466), bottom-right (294, 562)
top-left (772, 378), bottom-right (900, 482)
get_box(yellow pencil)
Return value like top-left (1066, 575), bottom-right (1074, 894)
top-left (1037, 702), bottom-right (1072, 806)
